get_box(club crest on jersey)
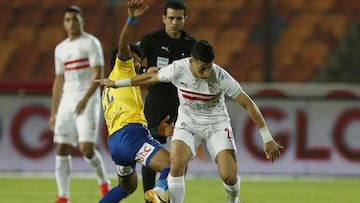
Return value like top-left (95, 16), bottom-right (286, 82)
top-left (208, 82), bottom-right (219, 93)
top-left (135, 142), bottom-right (155, 166)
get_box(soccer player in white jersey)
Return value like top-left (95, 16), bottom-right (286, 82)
top-left (49, 5), bottom-right (110, 203)
top-left (96, 40), bottom-right (284, 203)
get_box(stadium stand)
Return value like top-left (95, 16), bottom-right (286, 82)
top-left (0, 0), bottom-right (360, 86)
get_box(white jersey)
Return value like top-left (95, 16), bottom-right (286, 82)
top-left (157, 57), bottom-right (242, 125)
top-left (54, 32), bottom-right (104, 99)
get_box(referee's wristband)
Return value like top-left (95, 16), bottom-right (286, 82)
top-left (259, 126), bottom-right (274, 143)
top-left (115, 78), bottom-right (131, 87)
top-left (127, 17), bottom-right (137, 25)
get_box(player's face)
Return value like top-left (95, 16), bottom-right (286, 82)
top-left (163, 8), bottom-right (185, 38)
top-left (189, 57), bottom-right (213, 79)
top-left (63, 12), bottom-right (83, 38)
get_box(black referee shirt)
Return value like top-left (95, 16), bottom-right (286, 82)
top-left (139, 29), bottom-right (196, 134)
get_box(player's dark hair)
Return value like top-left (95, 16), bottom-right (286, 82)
top-left (110, 44), bottom-right (144, 70)
top-left (191, 40), bottom-right (215, 63)
top-left (164, 1), bottom-right (187, 17)
top-left (65, 5), bottom-right (82, 16)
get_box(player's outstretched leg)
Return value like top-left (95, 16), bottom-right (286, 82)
top-left (144, 166), bottom-right (170, 203)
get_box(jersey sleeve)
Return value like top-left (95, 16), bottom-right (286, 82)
top-left (219, 67), bottom-right (243, 99)
top-left (157, 60), bottom-right (180, 83)
top-left (54, 46), bottom-right (64, 75)
top-left (88, 37), bottom-right (105, 67)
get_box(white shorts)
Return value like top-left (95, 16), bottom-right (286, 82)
top-left (54, 95), bottom-right (101, 146)
top-left (172, 119), bottom-right (237, 160)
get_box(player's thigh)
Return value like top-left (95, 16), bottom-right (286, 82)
top-left (76, 104), bottom-right (100, 143)
top-left (206, 122), bottom-right (236, 161)
top-left (170, 128), bottom-right (195, 173)
top-left (148, 148), bottom-right (170, 172)
top-left (54, 108), bottom-right (77, 145)
top-left (172, 122), bottom-right (201, 160)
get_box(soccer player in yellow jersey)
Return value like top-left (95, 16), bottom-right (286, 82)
top-left (99, 1), bottom-right (172, 203)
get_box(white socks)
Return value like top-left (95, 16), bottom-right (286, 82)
top-left (168, 175), bottom-right (185, 203)
top-left (223, 175), bottom-right (241, 203)
top-left (84, 150), bottom-right (109, 185)
top-left (55, 155), bottom-right (71, 198)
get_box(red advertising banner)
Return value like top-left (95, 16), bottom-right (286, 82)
top-left (0, 83), bottom-right (359, 175)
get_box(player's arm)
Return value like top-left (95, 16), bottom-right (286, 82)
top-left (234, 91), bottom-right (283, 162)
top-left (49, 74), bottom-right (64, 131)
top-left (75, 65), bottom-right (102, 115)
top-left (118, 0), bottom-right (148, 60)
top-left (95, 69), bottom-right (160, 88)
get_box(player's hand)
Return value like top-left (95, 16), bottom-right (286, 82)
top-left (263, 140), bottom-right (283, 162)
top-left (48, 116), bottom-right (55, 132)
top-left (146, 66), bottom-right (160, 73)
top-left (157, 115), bottom-right (174, 137)
top-left (128, 0), bottom-right (149, 19)
top-left (75, 99), bottom-right (87, 115)
top-left (94, 78), bottom-right (117, 88)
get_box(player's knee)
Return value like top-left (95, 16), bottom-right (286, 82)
top-left (221, 173), bottom-right (238, 186)
top-left (79, 144), bottom-right (94, 158)
top-left (170, 165), bottom-right (186, 177)
top-left (56, 143), bottom-right (72, 155)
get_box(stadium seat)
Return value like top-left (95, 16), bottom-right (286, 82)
top-left (321, 13), bottom-right (349, 38)
top-left (334, 0), bottom-right (360, 11)
top-left (12, 6), bottom-right (45, 29)
top-left (37, 26), bottom-right (65, 52)
top-left (6, 25), bottom-right (36, 45)
top-left (73, 0), bottom-right (101, 6)
top-left (2, 43), bottom-right (40, 81)
top-left (41, 0), bottom-right (74, 8)
top-left (303, 0), bottom-right (335, 11)
top-left (0, 40), bottom-right (16, 78)
top-left (231, 11), bottom-right (260, 31)
top-left (217, 0), bottom-right (246, 11)
top-left (273, 0), bottom-right (306, 11)
top-left (225, 43), bottom-right (262, 82)
top-left (191, 26), bottom-right (218, 45)
top-left (10, 0), bottom-right (39, 8)
top-left (42, 7), bottom-right (67, 27)
top-left (300, 41), bottom-right (329, 67)
top-left (200, 9), bottom-right (231, 28)
top-left (82, 5), bottom-right (108, 35)
top-left (32, 51), bottom-right (55, 81)
top-left (214, 28), bottom-right (248, 66)
top-left (0, 6), bottom-right (13, 38)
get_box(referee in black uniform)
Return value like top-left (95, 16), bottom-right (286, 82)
top-left (137, 1), bottom-right (196, 202)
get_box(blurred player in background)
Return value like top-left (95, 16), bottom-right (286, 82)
top-left (136, 2), bottom-right (196, 201)
top-left (95, 40), bottom-right (284, 203)
top-left (48, 5), bottom-right (110, 203)
top-left (99, 1), bottom-right (173, 202)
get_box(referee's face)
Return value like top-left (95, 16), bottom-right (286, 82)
top-left (163, 8), bottom-right (185, 39)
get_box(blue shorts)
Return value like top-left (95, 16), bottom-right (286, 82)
top-left (108, 123), bottom-right (163, 176)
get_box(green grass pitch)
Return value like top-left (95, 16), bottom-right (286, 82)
top-left (0, 175), bottom-right (359, 203)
